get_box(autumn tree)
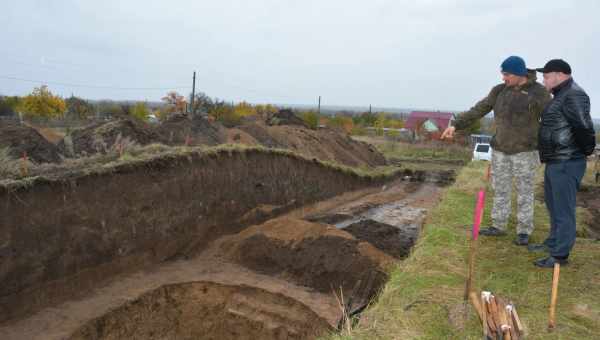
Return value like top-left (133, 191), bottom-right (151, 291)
top-left (209, 101), bottom-right (239, 127)
top-left (234, 101), bottom-right (257, 117)
top-left (374, 112), bottom-right (387, 136)
top-left (353, 111), bottom-right (377, 127)
top-left (65, 95), bottom-right (94, 119)
top-left (120, 103), bottom-right (132, 116)
top-left (131, 102), bottom-right (150, 121)
top-left (328, 114), bottom-right (354, 133)
top-left (255, 104), bottom-right (278, 118)
top-left (189, 92), bottom-right (214, 115)
top-left (0, 96), bottom-right (20, 116)
top-left (300, 111), bottom-right (319, 130)
top-left (386, 118), bottom-right (405, 129)
top-left (95, 100), bottom-right (125, 118)
top-left (18, 85), bottom-right (66, 119)
top-left (162, 91), bottom-right (187, 114)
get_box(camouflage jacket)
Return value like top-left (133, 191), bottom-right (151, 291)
top-left (453, 71), bottom-right (551, 154)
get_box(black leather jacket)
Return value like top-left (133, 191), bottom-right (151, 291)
top-left (538, 78), bottom-right (596, 163)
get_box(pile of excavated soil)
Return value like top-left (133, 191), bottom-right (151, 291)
top-left (225, 128), bottom-right (259, 145)
top-left (0, 121), bottom-right (62, 163)
top-left (342, 219), bottom-right (416, 259)
top-left (53, 113), bottom-right (385, 167)
top-left (69, 281), bottom-right (332, 340)
top-left (154, 113), bottom-right (227, 146)
top-left (578, 184), bottom-right (600, 239)
top-left (266, 109), bottom-right (309, 128)
top-left (238, 121), bottom-right (386, 167)
top-left (62, 118), bottom-right (161, 156)
top-left (219, 217), bottom-right (394, 308)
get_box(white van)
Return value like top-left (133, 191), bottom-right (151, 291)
top-left (473, 143), bottom-right (492, 161)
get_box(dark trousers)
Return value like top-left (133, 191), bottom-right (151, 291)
top-left (543, 158), bottom-right (587, 258)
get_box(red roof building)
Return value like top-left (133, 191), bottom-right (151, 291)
top-left (405, 111), bottom-right (454, 132)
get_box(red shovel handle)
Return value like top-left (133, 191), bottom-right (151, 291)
top-left (472, 190), bottom-right (486, 240)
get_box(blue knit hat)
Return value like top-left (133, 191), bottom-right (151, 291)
top-left (501, 56), bottom-right (527, 76)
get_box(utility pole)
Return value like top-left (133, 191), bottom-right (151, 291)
top-left (190, 71), bottom-right (196, 115)
top-left (318, 96), bottom-right (321, 115)
top-left (369, 104), bottom-right (372, 115)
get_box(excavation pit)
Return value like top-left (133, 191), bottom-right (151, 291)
top-left (68, 281), bottom-right (333, 340)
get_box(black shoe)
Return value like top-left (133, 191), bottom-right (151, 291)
top-left (527, 243), bottom-right (550, 253)
top-left (534, 256), bottom-right (568, 268)
top-left (479, 227), bottom-right (507, 237)
top-left (514, 233), bottom-right (529, 246)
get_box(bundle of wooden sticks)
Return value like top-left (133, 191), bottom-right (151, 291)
top-left (469, 291), bottom-right (525, 339)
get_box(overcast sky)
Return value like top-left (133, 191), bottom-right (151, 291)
top-left (1, 0), bottom-right (598, 116)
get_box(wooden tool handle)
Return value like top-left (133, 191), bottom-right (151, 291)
top-left (548, 263), bottom-right (561, 330)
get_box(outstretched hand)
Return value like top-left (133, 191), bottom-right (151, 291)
top-left (441, 126), bottom-right (456, 140)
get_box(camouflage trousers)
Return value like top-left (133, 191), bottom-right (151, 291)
top-left (491, 150), bottom-right (539, 235)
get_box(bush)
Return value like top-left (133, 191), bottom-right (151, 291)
top-left (255, 104), bottom-right (278, 118)
top-left (350, 125), bottom-right (367, 136)
top-left (300, 111), bottom-right (319, 129)
top-left (234, 101), bottom-right (257, 118)
top-left (65, 95), bottom-right (94, 120)
top-left (329, 115), bottom-right (354, 133)
top-left (131, 102), bottom-right (150, 121)
top-left (0, 96), bottom-right (20, 117)
top-left (210, 103), bottom-right (241, 127)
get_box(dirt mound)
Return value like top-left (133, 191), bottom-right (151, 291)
top-left (267, 109), bottom-right (308, 128)
top-left (62, 118), bottom-right (161, 156)
top-left (225, 128), bottom-right (259, 145)
top-left (69, 281), bottom-right (332, 340)
top-left (155, 113), bottom-right (227, 146)
top-left (52, 113), bottom-right (384, 167)
top-left (0, 121), bottom-right (62, 163)
top-left (342, 219), bottom-right (416, 259)
top-left (219, 217), bottom-right (394, 307)
top-left (238, 121), bottom-right (386, 167)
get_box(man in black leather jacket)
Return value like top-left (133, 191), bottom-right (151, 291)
top-left (529, 59), bottom-right (596, 268)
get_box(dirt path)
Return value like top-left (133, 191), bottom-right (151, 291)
top-left (0, 180), bottom-right (444, 340)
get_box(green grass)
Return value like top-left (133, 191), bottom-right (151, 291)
top-left (326, 160), bottom-right (600, 339)
top-left (353, 136), bottom-right (471, 173)
top-left (353, 136), bottom-right (471, 162)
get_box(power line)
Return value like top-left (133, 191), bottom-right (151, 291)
top-left (0, 75), bottom-right (191, 91)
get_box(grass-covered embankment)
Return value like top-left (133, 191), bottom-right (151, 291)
top-left (329, 160), bottom-right (600, 339)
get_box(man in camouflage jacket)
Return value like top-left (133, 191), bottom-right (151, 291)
top-left (441, 56), bottom-right (551, 245)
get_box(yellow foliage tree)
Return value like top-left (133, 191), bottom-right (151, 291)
top-left (234, 101), bottom-right (257, 117)
top-left (300, 111), bottom-right (319, 129)
top-left (255, 104), bottom-right (278, 118)
top-left (341, 116), bottom-right (354, 134)
top-left (386, 118), bottom-right (405, 129)
top-left (374, 112), bottom-right (387, 136)
top-left (210, 104), bottom-right (239, 127)
top-left (18, 85), bottom-right (66, 119)
top-left (131, 102), bottom-right (150, 121)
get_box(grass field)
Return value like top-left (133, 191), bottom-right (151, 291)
top-left (353, 136), bottom-right (471, 173)
top-left (326, 159), bottom-right (600, 339)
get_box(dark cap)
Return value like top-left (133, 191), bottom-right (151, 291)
top-left (536, 59), bottom-right (572, 74)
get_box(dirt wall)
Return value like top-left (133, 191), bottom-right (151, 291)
top-left (0, 148), bottom-right (393, 322)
